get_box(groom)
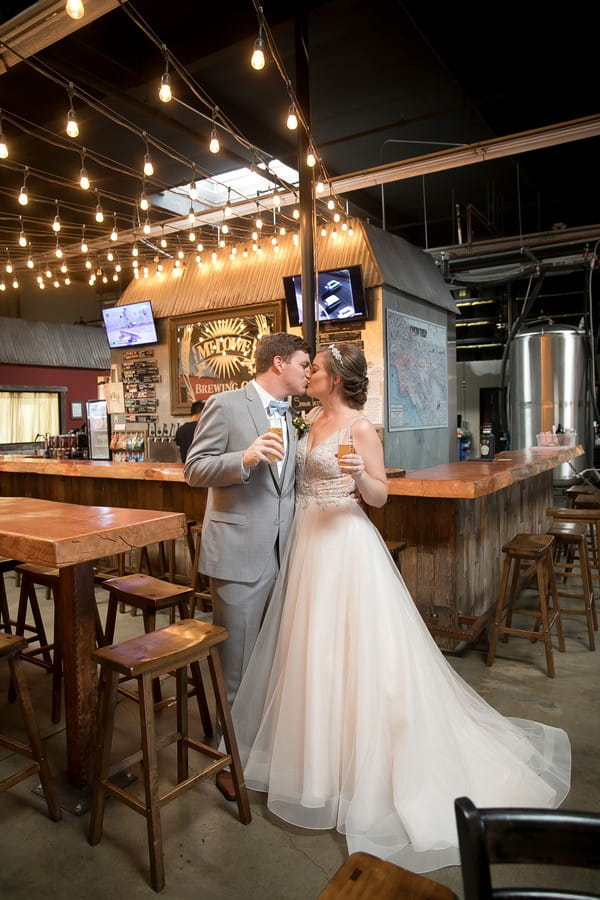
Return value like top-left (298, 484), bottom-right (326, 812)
top-left (184, 331), bottom-right (311, 710)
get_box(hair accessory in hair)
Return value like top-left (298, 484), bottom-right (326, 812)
top-left (328, 344), bottom-right (343, 363)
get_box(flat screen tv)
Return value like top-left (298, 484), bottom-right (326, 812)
top-left (101, 300), bottom-right (159, 349)
top-left (283, 265), bottom-right (368, 327)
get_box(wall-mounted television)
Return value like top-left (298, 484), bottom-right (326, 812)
top-left (101, 300), bottom-right (159, 349)
top-left (283, 265), bottom-right (368, 327)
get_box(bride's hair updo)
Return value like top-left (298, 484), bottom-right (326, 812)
top-left (324, 343), bottom-right (368, 409)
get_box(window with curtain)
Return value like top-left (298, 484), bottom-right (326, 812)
top-left (0, 391), bottom-right (60, 443)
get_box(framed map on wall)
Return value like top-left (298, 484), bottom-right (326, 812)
top-left (386, 309), bottom-right (448, 431)
top-left (169, 302), bottom-right (283, 415)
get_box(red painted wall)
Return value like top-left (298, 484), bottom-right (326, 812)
top-left (0, 364), bottom-right (109, 431)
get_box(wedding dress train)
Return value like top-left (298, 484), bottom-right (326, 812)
top-left (230, 428), bottom-right (571, 872)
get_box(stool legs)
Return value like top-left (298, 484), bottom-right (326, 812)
top-left (487, 540), bottom-right (564, 677)
top-left (2, 650), bottom-right (62, 821)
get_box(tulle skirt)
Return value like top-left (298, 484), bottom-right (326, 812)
top-left (231, 497), bottom-right (571, 872)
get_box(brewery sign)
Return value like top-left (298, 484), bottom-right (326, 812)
top-left (169, 302), bottom-right (283, 415)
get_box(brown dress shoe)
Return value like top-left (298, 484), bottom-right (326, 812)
top-left (215, 769), bottom-right (236, 802)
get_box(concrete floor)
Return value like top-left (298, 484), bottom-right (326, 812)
top-left (0, 570), bottom-right (599, 899)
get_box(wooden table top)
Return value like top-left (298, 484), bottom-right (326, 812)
top-left (0, 497), bottom-right (187, 567)
top-left (0, 455), bottom-right (185, 482)
top-left (387, 445), bottom-right (584, 499)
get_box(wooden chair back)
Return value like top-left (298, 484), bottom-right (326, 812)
top-left (455, 796), bottom-right (600, 900)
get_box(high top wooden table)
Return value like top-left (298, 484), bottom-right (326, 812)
top-left (0, 497), bottom-right (187, 798)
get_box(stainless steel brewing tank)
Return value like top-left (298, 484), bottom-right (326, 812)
top-left (509, 324), bottom-right (591, 483)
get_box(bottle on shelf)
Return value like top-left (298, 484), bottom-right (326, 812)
top-left (479, 423), bottom-right (495, 460)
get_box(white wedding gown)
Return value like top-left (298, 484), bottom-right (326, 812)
top-left (230, 426), bottom-right (571, 872)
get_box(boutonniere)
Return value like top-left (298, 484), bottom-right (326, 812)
top-left (292, 411), bottom-right (310, 437)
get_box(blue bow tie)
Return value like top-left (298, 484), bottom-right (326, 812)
top-left (267, 400), bottom-right (290, 416)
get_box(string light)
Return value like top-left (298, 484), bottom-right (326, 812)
top-left (95, 189), bottom-right (104, 223)
top-left (110, 213), bottom-right (118, 241)
top-left (65, 0), bottom-right (84, 20)
top-left (306, 148), bottom-right (316, 168)
top-left (143, 133), bottom-right (154, 177)
top-left (0, 111), bottom-right (8, 159)
top-left (107, 249), bottom-right (114, 262)
top-left (209, 110), bottom-right (220, 153)
top-left (5, 253), bottom-right (12, 274)
top-left (18, 167), bottom-right (29, 206)
top-left (316, 181), bottom-right (325, 194)
top-left (66, 83), bottom-right (79, 138)
top-left (160, 227), bottom-right (167, 249)
top-left (189, 167), bottom-right (198, 201)
top-left (327, 196), bottom-right (335, 210)
top-left (143, 217), bottom-right (151, 234)
top-left (159, 46), bottom-right (172, 102)
top-left (12, 277), bottom-right (18, 289)
top-left (52, 200), bottom-right (61, 233)
top-left (27, 248), bottom-right (34, 269)
top-left (55, 238), bottom-right (63, 258)
top-left (80, 225), bottom-right (88, 254)
top-left (140, 182), bottom-right (149, 211)
top-left (131, 241), bottom-right (139, 257)
top-left (224, 188), bottom-right (232, 217)
top-left (188, 204), bottom-right (195, 225)
top-left (286, 103), bottom-right (298, 130)
top-left (255, 199), bottom-right (263, 230)
top-left (18, 217), bottom-right (27, 248)
top-left (251, 13), bottom-right (266, 70)
top-left (79, 149), bottom-right (90, 190)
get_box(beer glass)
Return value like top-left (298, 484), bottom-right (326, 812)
top-left (268, 415), bottom-right (284, 462)
top-left (337, 427), bottom-right (354, 468)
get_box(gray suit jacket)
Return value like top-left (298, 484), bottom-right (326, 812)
top-left (184, 382), bottom-right (297, 583)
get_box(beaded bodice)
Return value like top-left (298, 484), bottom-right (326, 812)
top-left (296, 431), bottom-right (356, 507)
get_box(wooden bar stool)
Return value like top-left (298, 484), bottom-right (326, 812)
top-left (87, 619), bottom-right (251, 893)
top-left (0, 633), bottom-right (62, 821)
top-left (189, 524), bottom-right (212, 614)
top-left (0, 558), bottom-right (18, 634)
top-left (547, 505), bottom-right (600, 596)
top-left (486, 533), bottom-right (565, 677)
top-left (100, 573), bottom-right (211, 732)
top-left (11, 563), bottom-right (62, 723)
top-left (385, 539), bottom-right (407, 573)
top-left (565, 483), bottom-right (600, 508)
top-left (547, 519), bottom-right (596, 650)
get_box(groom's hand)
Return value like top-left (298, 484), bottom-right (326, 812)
top-left (242, 431), bottom-right (285, 468)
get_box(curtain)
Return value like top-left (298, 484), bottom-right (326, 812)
top-left (0, 391), bottom-right (60, 443)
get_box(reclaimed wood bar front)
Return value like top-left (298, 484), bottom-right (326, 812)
top-left (0, 445), bottom-right (582, 648)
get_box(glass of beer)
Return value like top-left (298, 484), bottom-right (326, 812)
top-left (338, 427), bottom-right (354, 468)
top-left (268, 415), bottom-right (284, 462)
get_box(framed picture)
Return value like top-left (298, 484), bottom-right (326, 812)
top-left (70, 401), bottom-right (83, 419)
top-left (169, 302), bottom-right (283, 415)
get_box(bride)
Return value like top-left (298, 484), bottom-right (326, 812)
top-left (230, 342), bottom-right (571, 872)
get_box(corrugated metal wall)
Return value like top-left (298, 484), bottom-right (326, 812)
top-left (119, 219), bottom-right (382, 318)
top-left (0, 317), bottom-right (110, 368)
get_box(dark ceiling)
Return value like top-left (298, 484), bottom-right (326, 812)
top-left (0, 0), bottom-right (599, 357)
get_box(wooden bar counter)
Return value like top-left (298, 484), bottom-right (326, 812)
top-left (0, 445), bottom-right (583, 649)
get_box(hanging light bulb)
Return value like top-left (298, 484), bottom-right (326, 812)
top-left (12, 278), bottom-right (18, 289)
top-left (0, 111), bottom-right (8, 159)
top-left (85, 258), bottom-right (92, 269)
top-left (251, 20), bottom-right (265, 70)
top-left (132, 242), bottom-right (139, 257)
top-left (273, 192), bottom-right (281, 210)
top-left (81, 225), bottom-right (88, 254)
top-left (224, 188), bottom-right (232, 217)
top-left (18, 167), bottom-right (29, 206)
top-left (177, 246), bottom-right (184, 260)
top-left (316, 180), bottom-right (325, 194)
top-left (45, 268), bottom-right (52, 278)
top-left (66, 84), bottom-right (79, 138)
top-left (189, 166), bottom-right (198, 200)
top-left (140, 183), bottom-right (149, 211)
top-left (209, 127), bottom-right (220, 154)
top-left (222, 223), bottom-right (229, 235)
top-left (27, 252), bottom-right (34, 270)
top-left (95, 189), bottom-right (104, 223)
top-left (60, 262), bottom-right (68, 274)
top-left (306, 149), bottom-right (316, 167)
top-left (327, 196), bottom-right (335, 210)
top-left (333, 211), bottom-right (341, 223)
top-left (143, 133), bottom-right (154, 176)
top-left (160, 227), bottom-right (167, 249)
top-left (286, 103), bottom-right (298, 130)
top-left (320, 225), bottom-right (327, 237)
top-left (65, 0), bottom-right (84, 20)
top-left (65, 277), bottom-right (71, 285)
top-left (159, 47), bottom-right (172, 102)
top-left (143, 218), bottom-right (151, 235)
top-left (52, 200), bottom-right (61, 232)
top-left (115, 261), bottom-right (122, 273)
top-left (55, 239), bottom-right (63, 258)
top-left (107, 250), bottom-right (114, 263)
top-left (188, 205), bottom-right (195, 225)
top-left (110, 213), bottom-right (118, 241)
top-left (292, 207), bottom-right (300, 220)
top-left (18, 217), bottom-right (27, 247)
top-left (188, 229), bottom-right (196, 242)
top-left (79, 149), bottom-right (90, 190)
top-left (5, 257), bottom-right (13, 274)
top-left (279, 225), bottom-right (286, 236)
top-left (196, 242), bottom-right (204, 252)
